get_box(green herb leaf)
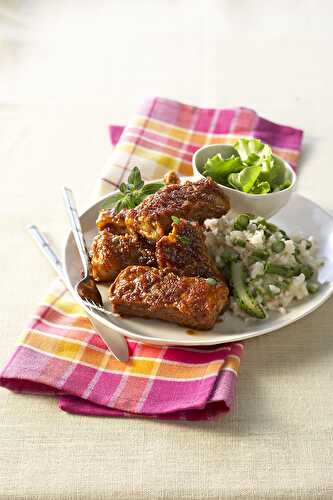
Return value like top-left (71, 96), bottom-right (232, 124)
top-left (101, 192), bottom-right (125, 209)
top-left (119, 182), bottom-right (128, 194)
top-left (178, 235), bottom-right (191, 245)
top-left (115, 197), bottom-right (130, 213)
top-left (127, 166), bottom-right (144, 190)
top-left (115, 194), bottom-right (136, 212)
top-left (100, 167), bottom-right (164, 212)
top-left (171, 215), bottom-right (181, 225)
top-left (140, 182), bottom-right (165, 196)
top-left (206, 278), bottom-right (219, 286)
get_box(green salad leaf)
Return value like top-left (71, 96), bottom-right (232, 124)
top-left (201, 138), bottom-right (292, 195)
top-left (234, 138), bottom-right (273, 166)
top-left (203, 153), bottom-right (242, 184)
top-left (251, 181), bottom-right (271, 194)
top-left (228, 166), bottom-right (261, 193)
top-left (269, 156), bottom-right (292, 191)
top-left (101, 166), bottom-right (164, 212)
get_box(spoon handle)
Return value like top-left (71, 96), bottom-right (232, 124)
top-left (62, 187), bottom-right (90, 277)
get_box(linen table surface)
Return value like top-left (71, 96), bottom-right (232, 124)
top-left (0, 1), bottom-right (332, 499)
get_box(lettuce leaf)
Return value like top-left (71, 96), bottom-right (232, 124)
top-left (203, 153), bottom-right (243, 184)
top-left (228, 166), bottom-right (261, 193)
top-left (251, 180), bottom-right (271, 194)
top-left (269, 156), bottom-right (292, 191)
top-left (202, 138), bottom-right (291, 194)
top-left (234, 138), bottom-right (273, 166)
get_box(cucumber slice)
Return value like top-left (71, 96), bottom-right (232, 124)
top-left (231, 261), bottom-right (266, 319)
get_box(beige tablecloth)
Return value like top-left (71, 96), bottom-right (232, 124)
top-left (0, 1), bottom-right (332, 498)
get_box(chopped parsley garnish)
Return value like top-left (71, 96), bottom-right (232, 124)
top-left (177, 235), bottom-right (191, 245)
top-left (171, 215), bottom-right (181, 225)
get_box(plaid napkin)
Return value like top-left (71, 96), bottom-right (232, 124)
top-left (0, 98), bottom-right (303, 420)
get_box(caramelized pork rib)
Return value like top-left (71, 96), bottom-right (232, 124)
top-left (96, 172), bottom-right (180, 233)
top-left (109, 266), bottom-right (229, 330)
top-left (125, 177), bottom-right (230, 242)
top-left (163, 170), bottom-right (180, 185)
top-left (156, 219), bottom-right (223, 280)
top-left (96, 208), bottom-right (128, 233)
top-left (90, 230), bottom-right (156, 282)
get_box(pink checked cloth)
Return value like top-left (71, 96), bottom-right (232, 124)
top-left (0, 98), bottom-right (303, 420)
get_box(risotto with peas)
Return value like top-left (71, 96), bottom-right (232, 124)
top-left (205, 213), bottom-right (323, 320)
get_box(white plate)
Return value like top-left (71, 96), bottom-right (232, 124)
top-left (63, 193), bottom-right (333, 346)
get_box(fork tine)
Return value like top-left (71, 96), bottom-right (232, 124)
top-left (80, 298), bottom-right (113, 316)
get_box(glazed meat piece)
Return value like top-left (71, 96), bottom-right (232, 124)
top-left (163, 170), bottom-right (180, 185)
top-left (96, 208), bottom-right (128, 233)
top-left (125, 177), bottom-right (230, 242)
top-left (90, 230), bottom-right (156, 282)
top-left (156, 219), bottom-right (222, 280)
top-left (109, 266), bottom-right (229, 330)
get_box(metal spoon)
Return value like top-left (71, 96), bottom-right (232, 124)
top-left (28, 224), bottom-right (129, 362)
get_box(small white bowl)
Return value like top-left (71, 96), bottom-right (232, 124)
top-left (192, 143), bottom-right (296, 218)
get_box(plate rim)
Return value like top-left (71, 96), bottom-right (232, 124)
top-left (63, 191), bottom-right (333, 346)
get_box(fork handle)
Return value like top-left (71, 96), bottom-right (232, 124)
top-left (28, 225), bottom-right (129, 362)
top-left (62, 187), bottom-right (90, 277)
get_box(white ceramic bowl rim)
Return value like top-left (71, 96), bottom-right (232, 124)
top-left (192, 143), bottom-right (297, 198)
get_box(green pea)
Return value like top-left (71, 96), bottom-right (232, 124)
top-left (299, 265), bottom-right (313, 280)
top-left (307, 282), bottom-right (319, 294)
top-left (232, 238), bottom-right (246, 248)
top-left (233, 214), bottom-right (250, 231)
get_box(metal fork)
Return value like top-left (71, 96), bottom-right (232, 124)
top-left (27, 225), bottom-right (129, 362)
top-left (62, 186), bottom-right (104, 309)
